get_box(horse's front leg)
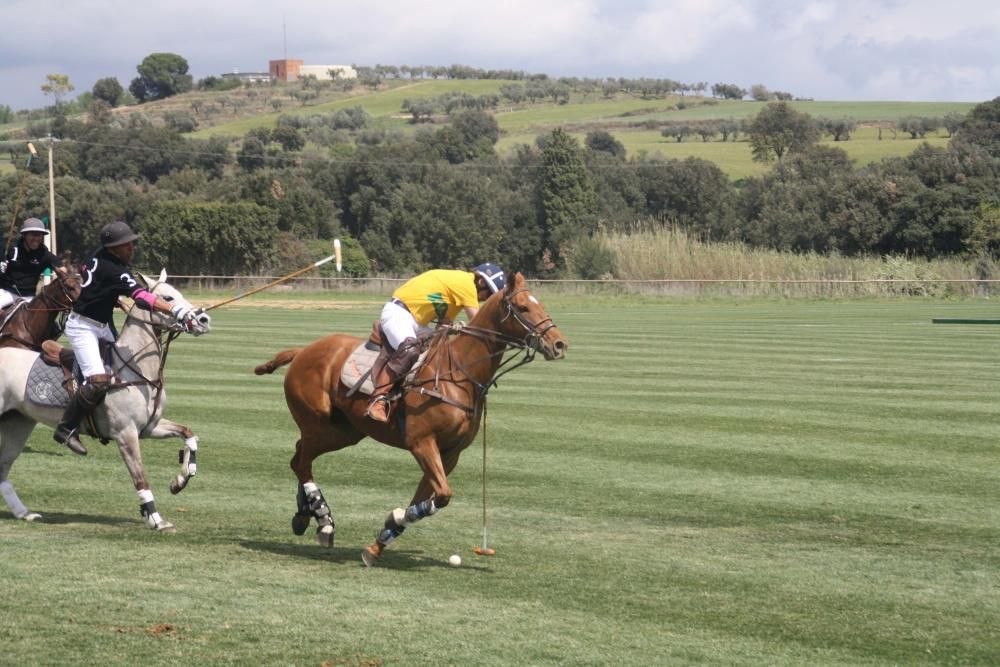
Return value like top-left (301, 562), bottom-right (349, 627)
top-left (363, 441), bottom-right (459, 567)
top-left (146, 418), bottom-right (199, 494)
top-left (115, 426), bottom-right (175, 533)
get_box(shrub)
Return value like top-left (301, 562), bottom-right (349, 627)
top-left (567, 236), bottom-right (616, 279)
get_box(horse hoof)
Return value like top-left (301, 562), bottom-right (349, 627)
top-left (21, 512), bottom-right (42, 522)
top-left (170, 476), bottom-right (188, 495)
top-left (157, 522), bottom-right (176, 534)
top-left (361, 547), bottom-right (379, 568)
top-left (315, 525), bottom-right (334, 548)
top-left (291, 513), bottom-right (310, 536)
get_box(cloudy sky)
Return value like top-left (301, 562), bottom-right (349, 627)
top-left (2, 0), bottom-right (998, 110)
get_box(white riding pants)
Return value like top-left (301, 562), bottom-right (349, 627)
top-left (0, 289), bottom-right (32, 309)
top-left (64, 312), bottom-right (115, 378)
top-left (379, 300), bottom-right (431, 350)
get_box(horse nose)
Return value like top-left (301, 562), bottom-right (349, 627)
top-left (552, 338), bottom-right (567, 359)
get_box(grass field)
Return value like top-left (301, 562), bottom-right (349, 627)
top-left (2, 292), bottom-right (999, 665)
top-left (498, 126), bottom-right (953, 179)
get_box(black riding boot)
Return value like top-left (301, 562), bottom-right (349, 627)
top-left (53, 375), bottom-right (110, 456)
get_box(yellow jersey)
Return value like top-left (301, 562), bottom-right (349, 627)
top-left (392, 270), bottom-right (479, 326)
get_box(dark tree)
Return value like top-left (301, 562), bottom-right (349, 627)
top-left (585, 130), bottom-right (626, 159)
top-left (954, 97), bottom-right (1000, 157)
top-left (129, 53), bottom-right (193, 102)
top-left (92, 77), bottom-right (124, 107)
top-left (747, 102), bottom-right (820, 162)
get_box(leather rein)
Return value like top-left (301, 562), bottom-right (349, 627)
top-left (109, 302), bottom-right (185, 434)
top-left (0, 273), bottom-right (77, 350)
top-left (408, 288), bottom-right (556, 414)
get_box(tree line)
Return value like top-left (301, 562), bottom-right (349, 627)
top-left (2, 97), bottom-right (1000, 280)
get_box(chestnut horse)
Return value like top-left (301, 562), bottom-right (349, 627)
top-left (254, 272), bottom-right (568, 566)
top-left (0, 264), bottom-right (80, 350)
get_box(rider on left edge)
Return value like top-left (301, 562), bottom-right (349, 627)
top-left (53, 221), bottom-right (203, 456)
top-left (0, 218), bottom-right (59, 311)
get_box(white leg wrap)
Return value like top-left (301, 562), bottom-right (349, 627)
top-left (138, 488), bottom-right (155, 504)
top-left (1, 480), bottom-right (29, 519)
top-left (182, 437), bottom-right (198, 476)
top-left (303, 482), bottom-right (319, 495)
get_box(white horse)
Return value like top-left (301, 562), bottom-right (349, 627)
top-left (0, 269), bottom-right (210, 531)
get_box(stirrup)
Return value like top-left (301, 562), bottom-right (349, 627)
top-left (366, 396), bottom-right (390, 422)
top-left (53, 426), bottom-right (88, 456)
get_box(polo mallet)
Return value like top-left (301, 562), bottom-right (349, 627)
top-left (203, 253), bottom-right (336, 312)
top-left (474, 397), bottom-right (497, 556)
top-left (4, 142), bottom-right (38, 256)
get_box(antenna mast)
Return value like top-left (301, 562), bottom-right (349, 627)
top-left (283, 15), bottom-right (287, 60)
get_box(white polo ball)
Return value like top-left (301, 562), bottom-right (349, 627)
top-left (448, 554), bottom-right (462, 566)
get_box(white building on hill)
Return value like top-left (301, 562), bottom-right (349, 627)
top-left (298, 65), bottom-right (358, 80)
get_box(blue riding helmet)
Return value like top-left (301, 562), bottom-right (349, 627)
top-left (474, 263), bottom-right (506, 294)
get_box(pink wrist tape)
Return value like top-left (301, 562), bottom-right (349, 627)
top-left (131, 288), bottom-right (157, 309)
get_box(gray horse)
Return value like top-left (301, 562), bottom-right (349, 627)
top-left (0, 270), bottom-right (210, 530)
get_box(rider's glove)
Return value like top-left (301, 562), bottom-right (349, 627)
top-left (171, 304), bottom-right (196, 329)
top-left (0, 260), bottom-right (7, 274)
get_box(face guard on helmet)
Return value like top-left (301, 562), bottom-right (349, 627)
top-left (100, 221), bottom-right (139, 248)
top-left (474, 263), bottom-right (506, 294)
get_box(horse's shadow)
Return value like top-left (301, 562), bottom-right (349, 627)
top-left (23, 445), bottom-right (76, 458)
top-left (239, 539), bottom-right (492, 572)
top-left (2, 510), bottom-right (137, 527)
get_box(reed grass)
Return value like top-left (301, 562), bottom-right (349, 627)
top-left (594, 226), bottom-right (991, 298)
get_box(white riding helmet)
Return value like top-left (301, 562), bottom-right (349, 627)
top-left (20, 218), bottom-right (48, 235)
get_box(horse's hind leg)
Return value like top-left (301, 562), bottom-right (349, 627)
top-left (289, 415), bottom-right (363, 548)
top-left (145, 418), bottom-right (199, 494)
top-left (0, 414), bottom-right (42, 521)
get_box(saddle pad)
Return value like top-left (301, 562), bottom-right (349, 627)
top-left (26, 355), bottom-right (72, 409)
top-left (340, 343), bottom-right (380, 396)
top-left (339, 342), bottom-right (429, 397)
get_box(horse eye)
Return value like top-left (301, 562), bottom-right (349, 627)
top-left (163, 296), bottom-right (174, 302)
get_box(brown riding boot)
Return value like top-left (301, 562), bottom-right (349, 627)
top-left (366, 362), bottom-right (394, 422)
top-left (366, 395), bottom-right (390, 422)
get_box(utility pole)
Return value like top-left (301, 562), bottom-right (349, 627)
top-left (46, 134), bottom-right (57, 254)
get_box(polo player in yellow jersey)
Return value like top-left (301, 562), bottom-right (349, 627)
top-left (366, 263), bottom-right (506, 422)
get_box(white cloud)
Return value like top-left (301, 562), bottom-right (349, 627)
top-left (1, 0), bottom-right (999, 108)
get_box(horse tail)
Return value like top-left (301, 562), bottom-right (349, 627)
top-left (254, 349), bottom-right (302, 375)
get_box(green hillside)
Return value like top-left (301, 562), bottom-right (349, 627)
top-left (1, 77), bottom-right (979, 179)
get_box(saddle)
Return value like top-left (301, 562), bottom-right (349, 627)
top-left (31, 340), bottom-right (115, 443)
top-left (39, 339), bottom-right (116, 391)
top-left (341, 320), bottom-right (428, 398)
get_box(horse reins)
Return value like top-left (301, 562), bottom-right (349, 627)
top-left (408, 288), bottom-right (556, 414)
top-left (0, 273), bottom-right (77, 349)
top-left (110, 303), bottom-right (185, 435)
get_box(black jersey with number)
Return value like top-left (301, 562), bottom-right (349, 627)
top-left (0, 241), bottom-right (59, 296)
top-left (74, 248), bottom-right (145, 324)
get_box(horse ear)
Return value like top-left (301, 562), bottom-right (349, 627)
top-left (509, 272), bottom-right (525, 291)
top-left (158, 268), bottom-right (168, 283)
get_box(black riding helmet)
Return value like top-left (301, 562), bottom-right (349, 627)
top-left (100, 221), bottom-right (139, 248)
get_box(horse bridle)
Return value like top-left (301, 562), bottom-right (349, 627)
top-left (33, 271), bottom-right (77, 313)
top-left (410, 287), bottom-right (559, 413)
top-left (497, 287), bottom-right (558, 350)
